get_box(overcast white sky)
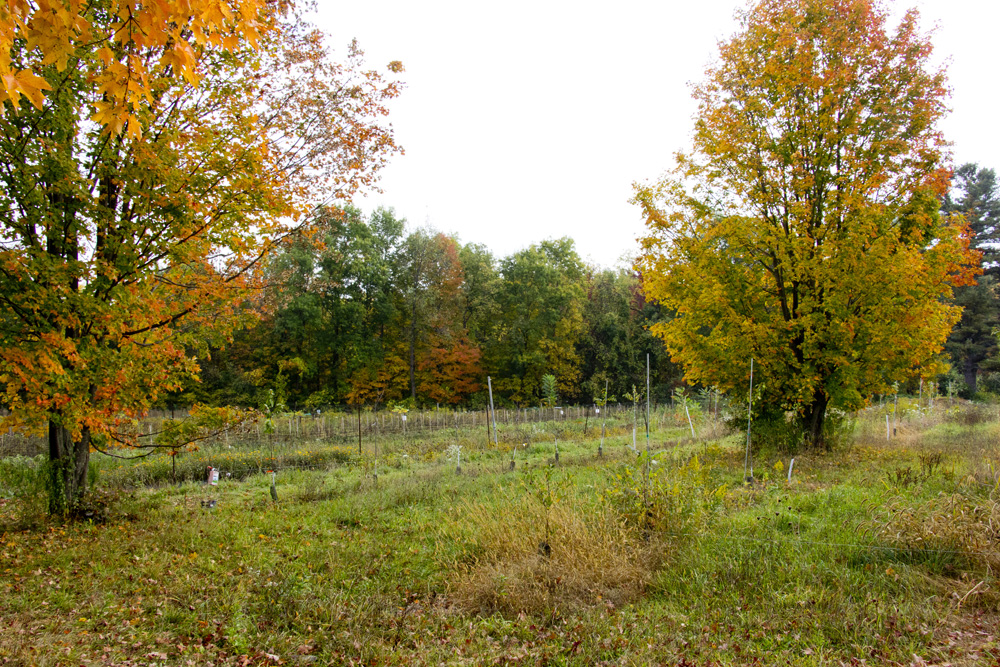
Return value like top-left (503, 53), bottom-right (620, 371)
top-left (315, 1), bottom-right (1000, 269)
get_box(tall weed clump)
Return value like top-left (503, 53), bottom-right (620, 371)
top-left (445, 457), bottom-right (730, 619)
top-left (445, 474), bottom-right (660, 618)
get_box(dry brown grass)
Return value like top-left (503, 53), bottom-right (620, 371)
top-left (970, 455), bottom-right (1000, 491)
top-left (868, 491), bottom-right (1000, 573)
top-left (445, 490), bottom-right (665, 619)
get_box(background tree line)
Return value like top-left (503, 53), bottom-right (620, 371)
top-left (166, 205), bottom-right (680, 410)
top-left (164, 158), bottom-right (999, 414)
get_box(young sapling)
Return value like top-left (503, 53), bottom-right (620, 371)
top-left (624, 384), bottom-right (642, 454)
top-left (674, 386), bottom-right (696, 439)
top-left (445, 444), bottom-right (463, 475)
top-left (595, 380), bottom-right (613, 457)
top-left (744, 357), bottom-right (754, 484)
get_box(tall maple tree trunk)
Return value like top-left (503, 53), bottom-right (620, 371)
top-left (48, 420), bottom-right (91, 514)
top-left (45, 182), bottom-right (90, 514)
top-left (801, 389), bottom-right (829, 451)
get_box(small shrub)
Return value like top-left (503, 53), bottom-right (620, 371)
top-left (603, 454), bottom-right (728, 537)
top-left (726, 405), bottom-right (802, 454)
top-left (945, 403), bottom-right (992, 427)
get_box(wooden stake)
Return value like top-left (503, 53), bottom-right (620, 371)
top-left (744, 358), bottom-right (754, 483)
top-left (599, 379), bottom-right (608, 457)
top-left (487, 376), bottom-right (498, 448)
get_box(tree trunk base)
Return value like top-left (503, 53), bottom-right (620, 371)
top-left (47, 420), bottom-right (91, 515)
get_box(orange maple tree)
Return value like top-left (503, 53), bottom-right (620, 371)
top-left (0, 1), bottom-right (402, 511)
top-left (0, 0), bottom-right (269, 135)
top-left (635, 0), bottom-right (978, 447)
top-left (402, 232), bottom-right (484, 404)
top-left (417, 336), bottom-right (483, 405)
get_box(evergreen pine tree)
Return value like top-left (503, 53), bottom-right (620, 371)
top-left (943, 164), bottom-right (1000, 394)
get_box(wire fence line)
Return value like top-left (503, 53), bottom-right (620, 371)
top-left (0, 402), bottom-right (684, 458)
top-left (1, 393), bottom-right (976, 460)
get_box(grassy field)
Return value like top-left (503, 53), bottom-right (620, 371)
top-left (1, 402), bottom-right (998, 666)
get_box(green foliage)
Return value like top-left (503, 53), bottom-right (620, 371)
top-left (489, 238), bottom-right (587, 404)
top-left (578, 268), bottom-right (680, 402)
top-left (726, 403), bottom-right (801, 455)
top-left (164, 216), bottom-right (685, 411)
top-left (944, 163), bottom-right (1000, 266)
top-left (540, 374), bottom-right (558, 408)
top-left (193, 205), bottom-right (408, 408)
top-left (671, 387), bottom-right (689, 409)
top-left (594, 391), bottom-right (616, 408)
top-left (158, 406), bottom-right (257, 454)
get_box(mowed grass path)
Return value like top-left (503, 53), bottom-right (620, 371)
top-left (1, 406), bottom-right (998, 665)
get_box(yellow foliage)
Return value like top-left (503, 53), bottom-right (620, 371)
top-left (635, 0), bottom-right (977, 441)
top-left (0, 0), bottom-right (266, 123)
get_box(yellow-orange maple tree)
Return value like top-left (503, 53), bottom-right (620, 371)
top-left (0, 1), bottom-right (402, 511)
top-left (635, 0), bottom-right (977, 448)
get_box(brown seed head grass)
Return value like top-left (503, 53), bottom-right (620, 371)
top-left (867, 492), bottom-right (1000, 574)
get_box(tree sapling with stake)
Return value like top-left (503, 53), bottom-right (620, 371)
top-left (595, 380), bottom-right (614, 457)
top-left (624, 385), bottom-right (642, 454)
top-left (445, 444), bottom-right (463, 474)
top-left (674, 386), bottom-right (697, 439)
top-left (744, 358), bottom-right (755, 484)
top-left (541, 374), bottom-right (558, 413)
